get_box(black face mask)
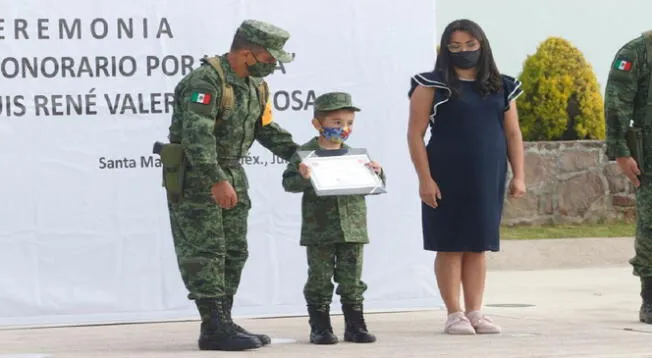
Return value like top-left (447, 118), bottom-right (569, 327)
top-left (450, 50), bottom-right (480, 69)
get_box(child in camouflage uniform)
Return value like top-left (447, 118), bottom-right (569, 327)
top-left (282, 92), bottom-right (386, 344)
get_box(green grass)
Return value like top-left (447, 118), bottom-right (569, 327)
top-left (501, 222), bottom-right (635, 240)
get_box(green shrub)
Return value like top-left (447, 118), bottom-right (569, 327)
top-left (517, 37), bottom-right (605, 141)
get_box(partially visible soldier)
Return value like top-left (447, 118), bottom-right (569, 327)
top-left (605, 30), bottom-right (652, 324)
top-left (165, 20), bottom-right (298, 351)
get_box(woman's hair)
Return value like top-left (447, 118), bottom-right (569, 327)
top-left (434, 19), bottom-right (502, 97)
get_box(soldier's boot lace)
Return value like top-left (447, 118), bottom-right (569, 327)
top-left (640, 278), bottom-right (652, 324)
top-left (342, 303), bottom-right (376, 343)
top-left (307, 304), bottom-right (338, 344)
top-left (195, 298), bottom-right (262, 351)
top-left (224, 296), bottom-right (271, 346)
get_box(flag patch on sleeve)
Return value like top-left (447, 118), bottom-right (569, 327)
top-left (615, 59), bottom-right (632, 71)
top-left (191, 92), bottom-right (212, 104)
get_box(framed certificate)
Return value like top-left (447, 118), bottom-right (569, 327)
top-left (297, 148), bottom-right (386, 197)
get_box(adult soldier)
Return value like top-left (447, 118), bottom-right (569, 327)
top-left (605, 30), bottom-right (652, 324)
top-left (166, 20), bottom-right (298, 351)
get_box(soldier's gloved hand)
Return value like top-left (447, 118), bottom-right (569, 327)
top-left (211, 181), bottom-right (238, 209)
top-left (616, 157), bottom-right (641, 188)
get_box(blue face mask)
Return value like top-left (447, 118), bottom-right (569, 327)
top-left (321, 126), bottom-right (351, 143)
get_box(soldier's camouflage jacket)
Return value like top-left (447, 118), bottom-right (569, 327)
top-left (168, 54), bottom-right (297, 202)
top-left (605, 34), bottom-right (652, 174)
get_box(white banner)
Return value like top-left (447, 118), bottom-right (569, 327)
top-left (0, 0), bottom-right (440, 327)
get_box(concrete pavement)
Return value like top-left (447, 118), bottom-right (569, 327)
top-left (1, 264), bottom-right (651, 358)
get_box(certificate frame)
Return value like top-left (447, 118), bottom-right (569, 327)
top-left (297, 148), bottom-right (387, 197)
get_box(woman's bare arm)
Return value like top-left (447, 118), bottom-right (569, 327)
top-left (407, 86), bottom-right (435, 182)
top-left (504, 101), bottom-right (525, 179)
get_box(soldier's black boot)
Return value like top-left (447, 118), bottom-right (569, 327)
top-left (224, 295), bottom-right (271, 346)
top-left (195, 298), bottom-right (262, 351)
top-left (307, 304), bottom-right (338, 344)
top-left (639, 278), bottom-right (652, 324)
top-left (342, 303), bottom-right (376, 343)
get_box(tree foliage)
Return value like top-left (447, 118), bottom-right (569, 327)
top-left (518, 37), bottom-right (605, 141)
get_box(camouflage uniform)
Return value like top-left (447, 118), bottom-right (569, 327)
top-left (166, 20), bottom-right (298, 350)
top-left (605, 31), bottom-right (652, 324)
top-left (282, 92), bottom-right (386, 344)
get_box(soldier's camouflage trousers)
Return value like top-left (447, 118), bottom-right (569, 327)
top-left (304, 243), bottom-right (368, 305)
top-left (167, 194), bottom-right (250, 300)
top-left (632, 179), bottom-right (652, 278)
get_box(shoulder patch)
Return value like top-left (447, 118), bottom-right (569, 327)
top-left (186, 88), bottom-right (217, 118)
top-left (191, 92), bottom-right (212, 104)
top-left (614, 56), bottom-right (633, 71)
top-left (261, 99), bottom-right (274, 126)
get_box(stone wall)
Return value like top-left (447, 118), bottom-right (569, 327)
top-left (502, 140), bottom-right (636, 226)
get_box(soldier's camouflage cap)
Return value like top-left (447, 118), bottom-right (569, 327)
top-left (236, 19), bottom-right (295, 63)
top-left (314, 92), bottom-right (361, 113)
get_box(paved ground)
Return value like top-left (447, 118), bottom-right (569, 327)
top-left (1, 265), bottom-right (651, 358)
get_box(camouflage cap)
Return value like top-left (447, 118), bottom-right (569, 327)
top-left (236, 19), bottom-right (295, 63)
top-left (314, 92), bottom-right (361, 113)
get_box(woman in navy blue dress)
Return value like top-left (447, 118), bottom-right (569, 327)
top-left (407, 19), bottom-right (526, 335)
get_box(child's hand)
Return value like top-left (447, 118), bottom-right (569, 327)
top-left (298, 162), bottom-right (311, 179)
top-left (366, 161), bottom-right (382, 174)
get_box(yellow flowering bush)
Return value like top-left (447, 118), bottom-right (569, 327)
top-left (518, 37), bottom-right (605, 141)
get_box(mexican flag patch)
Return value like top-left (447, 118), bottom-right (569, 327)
top-left (191, 92), bottom-right (212, 104)
top-left (615, 59), bottom-right (632, 71)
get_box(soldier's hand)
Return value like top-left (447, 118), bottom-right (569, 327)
top-left (211, 181), bottom-right (238, 209)
top-left (616, 157), bottom-right (641, 188)
top-left (298, 162), bottom-right (311, 179)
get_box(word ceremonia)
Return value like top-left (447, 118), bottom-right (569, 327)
top-left (0, 17), bottom-right (173, 40)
